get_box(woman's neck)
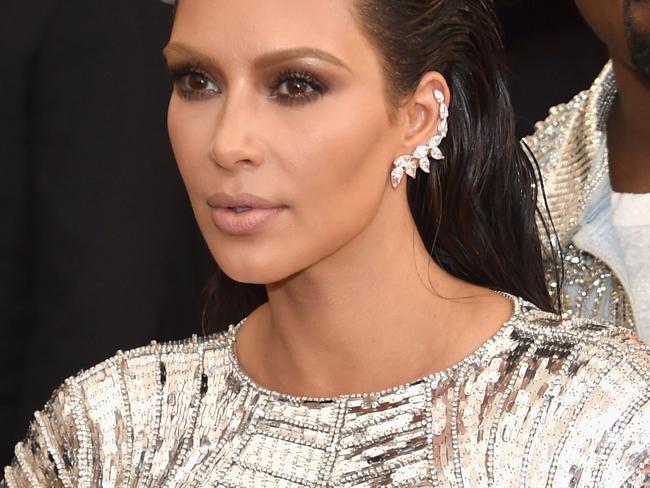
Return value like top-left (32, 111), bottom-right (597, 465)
top-left (236, 192), bottom-right (512, 398)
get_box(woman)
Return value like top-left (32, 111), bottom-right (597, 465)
top-left (3, 0), bottom-right (650, 486)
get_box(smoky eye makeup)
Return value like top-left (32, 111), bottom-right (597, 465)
top-left (267, 68), bottom-right (329, 106)
top-left (167, 61), bottom-right (330, 105)
top-left (168, 64), bottom-right (221, 101)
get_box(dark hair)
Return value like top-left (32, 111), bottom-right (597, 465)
top-left (200, 0), bottom-right (556, 332)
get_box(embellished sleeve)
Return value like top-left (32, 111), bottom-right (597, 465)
top-left (601, 340), bottom-right (650, 487)
top-left (2, 380), bottom-right (87, 487)
top-left (1, 347), bottom-right (160, 488)
top-left (2, 337), bottom-right (218, 488)
top-left (2, 348), bottom-right (165, 488)
top-left (615, 403), bottom-right (650, 487)
top-left (621, 462), bottom-right (650, 487)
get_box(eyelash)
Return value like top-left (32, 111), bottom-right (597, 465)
top-left (169, 66), bottom-right (217, 101)
top-left (269, 69), bottom-right (328, 105)
top-left (169, 66), bottom-right (328, 105)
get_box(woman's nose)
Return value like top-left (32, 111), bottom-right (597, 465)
top-left (208, 90), bottom-right (264, 170)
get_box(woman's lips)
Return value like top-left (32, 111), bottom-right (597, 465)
top-left (207, 193), bottom-right (286, 235)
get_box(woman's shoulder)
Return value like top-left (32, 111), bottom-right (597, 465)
top-left (3, 329), bottom-right (237, 487)
top-left (76, 329), bottom-right (235, 386)
top-left (53, 329), bottom-right (237, 408)
top-left (502, 302), bottom-right (650, 485)
top-left (509, 300), bottom-right (650, 391)
top-left (513, 300), bottom-right (650, 373)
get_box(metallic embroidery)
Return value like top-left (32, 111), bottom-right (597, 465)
top-left (525, 61), bottom-right (635, 331)
top-left (3, 298), bottom-right (650, 487)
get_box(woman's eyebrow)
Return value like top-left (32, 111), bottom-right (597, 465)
top-left (163, 42), bottom-right (350, 73)
top-left (253, 47), bottom-right (351, 72)
top-left (163, 42), bottom-right (221, 71)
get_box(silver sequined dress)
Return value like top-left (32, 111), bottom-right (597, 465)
top-left (3, 298), bottom-right (650, 487)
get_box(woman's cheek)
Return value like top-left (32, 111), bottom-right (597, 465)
top-left (168, 103), bottom-right (212, 200)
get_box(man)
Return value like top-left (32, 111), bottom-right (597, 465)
top-left (526, 0), bottom-right (650, 338)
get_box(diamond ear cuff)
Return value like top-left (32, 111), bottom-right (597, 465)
top-left (390, 89), bottom-right (448, 188)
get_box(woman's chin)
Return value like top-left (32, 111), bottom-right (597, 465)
top-left (215, 257), bottom-right (299, 287)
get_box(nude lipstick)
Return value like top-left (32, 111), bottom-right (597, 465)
top-left (207, 193), bottom-right (286, 235)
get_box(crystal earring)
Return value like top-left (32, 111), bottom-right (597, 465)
top-left (390, 89), bottom-right (449, 188)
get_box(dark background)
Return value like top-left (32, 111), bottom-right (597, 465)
top-left (0, 0), bottom-right (607, 466)
top-left (498, 0), bottom-right (608, 136)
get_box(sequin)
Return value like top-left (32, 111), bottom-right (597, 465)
top-left (3, 298), bottom-right (650, 487)
top-left (524, 61), bottom-right (634, 331)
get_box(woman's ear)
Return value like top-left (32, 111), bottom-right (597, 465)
top-left (400, 72), bottom-right (450, 151)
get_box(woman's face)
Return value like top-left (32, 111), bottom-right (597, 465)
top-left (165, 0), bottom-right (406, 284)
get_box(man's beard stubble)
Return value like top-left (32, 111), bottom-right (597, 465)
top-left (625, 0), bottom-right (650, 80)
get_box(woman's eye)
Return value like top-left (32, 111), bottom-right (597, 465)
top-left (278, 79), bottom-right (316, 97)
top-left (173, 70), bottom-right (219, 99)
top-left (271, 72), bottom-right (326, 104)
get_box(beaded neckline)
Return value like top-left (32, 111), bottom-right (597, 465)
top-left (225, 294), bottom-right (522, 403)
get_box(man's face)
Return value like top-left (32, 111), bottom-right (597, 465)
top-left (626, 0), bottom-right (650, 78)
top-left (576, 0), bottom-right (650, 80)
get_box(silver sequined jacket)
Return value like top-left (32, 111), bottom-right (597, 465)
top-left (524, 62), bottom-right (638, 334)
top-left (3, 298), bottom-right (650, 487)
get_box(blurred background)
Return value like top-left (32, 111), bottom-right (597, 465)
top-left (0, 0), bottom-right (607, 465)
